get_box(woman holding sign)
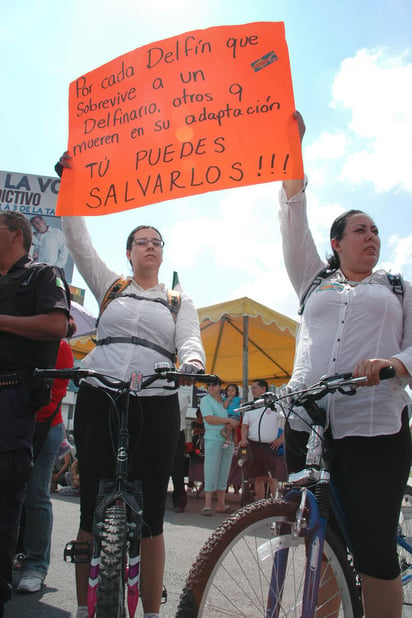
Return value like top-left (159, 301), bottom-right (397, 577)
top-left (279, 112), bottom-right (412, 618)
top-left (56, 152), bottom-right (205, 618)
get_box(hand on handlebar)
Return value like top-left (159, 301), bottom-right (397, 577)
top-left (177, 363), bottom-right (205, 386)
top-left (352, 359), bottom-right (395, 386)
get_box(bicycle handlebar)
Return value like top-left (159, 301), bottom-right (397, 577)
top-left (33, 366), bottom-right (221, 391)
top-left (235, 366), bottom-right (396, 414)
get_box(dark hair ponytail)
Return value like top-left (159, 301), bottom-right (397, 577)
top-left (326, 209), bottom-right (364, 269)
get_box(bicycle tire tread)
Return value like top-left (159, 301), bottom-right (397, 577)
top-left (177, 498), bottom-right (362, 617)
top-left (95, 503), bottom-right (127, 618)
top-left (177, 499), bottom-right (299, 617)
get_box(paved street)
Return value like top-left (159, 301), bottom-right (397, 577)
top-left (5, 487), bottom-right (241, 618)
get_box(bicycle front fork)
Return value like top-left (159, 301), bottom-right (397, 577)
top-left (87, 478), bottom-right (143, 618)
top-left (265, 485), bottom-right (330, 618)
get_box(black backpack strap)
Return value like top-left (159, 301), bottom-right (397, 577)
top-left (387, 273), bottom-right (404, 297)
top-left (95, 283), bottom-right (182, 363)
top-left (299, 270), bottom-right (404, 316)
top-left (298, 268), bottom-right (335, 315)
top-left (95, 335), bottom-right (176, 363)
top-left (97, 282), bottom-right (181, 325)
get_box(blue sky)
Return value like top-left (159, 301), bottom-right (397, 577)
top-left (1, 0), bottom-right (411, 318)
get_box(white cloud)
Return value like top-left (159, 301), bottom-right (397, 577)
top-left (167, 183), bottom-right (281, 273)
top-left (304, 132), bottom-right (349, 187)
top-left (330, 48), bottom-right (412, 194)
top-left (230, 266), bottom-right (300, 320)
top-left (305, 132), bottom-right (348, 162)
top-left (381, 233), bottom-right (412, 280)
top-left (161, 182), bottom-right (305, 318)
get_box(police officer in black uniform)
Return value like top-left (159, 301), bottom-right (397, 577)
top-left (0, 211), bottom-right (69, 616)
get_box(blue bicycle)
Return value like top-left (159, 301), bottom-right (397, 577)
top-left (177, 368), bottom-right (412, 617)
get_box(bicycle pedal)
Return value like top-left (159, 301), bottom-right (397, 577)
top-left (161, 584), bottom-right (167, 604)
top-left (63, 540), bottom-right (92, 563)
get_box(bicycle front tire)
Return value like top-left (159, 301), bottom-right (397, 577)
top-left (177, 499), bottom-right (362, 617)
top-left (95, 503), bottom-right (127, 618)
top-left (400, 484), bottom-right (412, 611)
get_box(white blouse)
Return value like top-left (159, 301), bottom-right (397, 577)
top-left (62, 216), bottom-right (205, 396)
top-left (279, 181), bottom-right (412, 438)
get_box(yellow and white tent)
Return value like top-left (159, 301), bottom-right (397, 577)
top-left (198, 297), bottom-right (297, 391)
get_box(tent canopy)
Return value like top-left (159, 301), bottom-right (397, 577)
top-left (70, 301), bottom-right (96, 338)
top-left (69, 331), bottom-right (96, 360)
top-left (198, 297), bottom-right (297, 388)
top-left (67, 301), bottom-right (97, 360)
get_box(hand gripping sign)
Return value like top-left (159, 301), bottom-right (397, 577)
top-left (57, 22), bottom-right (303, 216)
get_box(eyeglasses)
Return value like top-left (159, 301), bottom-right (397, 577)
top-left (0, 226), bottom-right (17, 231)
top-left (131, 238), bottom-right (164, 248)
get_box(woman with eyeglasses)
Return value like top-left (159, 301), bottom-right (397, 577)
top-left (56, 153), bottom-right (205, 618)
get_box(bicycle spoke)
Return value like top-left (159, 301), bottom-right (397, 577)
top-left (178, 501), bottom-right (362, 617)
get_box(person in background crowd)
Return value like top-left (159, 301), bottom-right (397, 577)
top-left (279, 111), bottom-right (412, 618)
top-left (191, 407), bottom-right (205, 453)
top-left (56, 151), bottom-right (205, 618)
top-left (0, 211), bottom-right (69, 617)
top-left (16, 318), bottom-right (75, 593)
top-left (171, 388), bottom-right (191, 513)
top-left (239, 379), bottom-right (287, 500)
top-left (200, 379), bottom-right (239, 515)
top-left (50, 450), bottom-right (73, 492)
top-left (223, 384), bottom-right (241, 414)
top-left (30, 215), bottom-right (68, 270)
top-left (221, 383), bottom-right (241, 448)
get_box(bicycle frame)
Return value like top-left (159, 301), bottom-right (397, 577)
top-left (87, 384), bottom-right (143, 618)
top-left (264, 487), bottom-right (326, 618)
top-left (265, 397), bottom-right (338, 617)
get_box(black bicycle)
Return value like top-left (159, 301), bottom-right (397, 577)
top-left (33, 363), bottom-right (220, 618)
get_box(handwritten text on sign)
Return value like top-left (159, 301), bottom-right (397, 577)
top-left (57, 22), bottom-right (302, 216)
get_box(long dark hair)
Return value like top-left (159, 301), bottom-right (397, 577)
top-left (326, 209), bottom-right (364, 270)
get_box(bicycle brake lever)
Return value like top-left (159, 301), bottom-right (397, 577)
top-left (262, 392), bottom-right (278, 405)
top-left (337, 385), bottom-right (357, 396)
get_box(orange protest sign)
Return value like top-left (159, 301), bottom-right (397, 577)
top-left (57, 22), bottom-right (302, 216)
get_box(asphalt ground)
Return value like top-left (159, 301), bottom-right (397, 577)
top-left (5, 485), bottom-right (242, 618)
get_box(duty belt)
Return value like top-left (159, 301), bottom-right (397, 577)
top-left (95, 336), bottom-right (176, 363)
top-left (0, 370), bottom-right (29, 388)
